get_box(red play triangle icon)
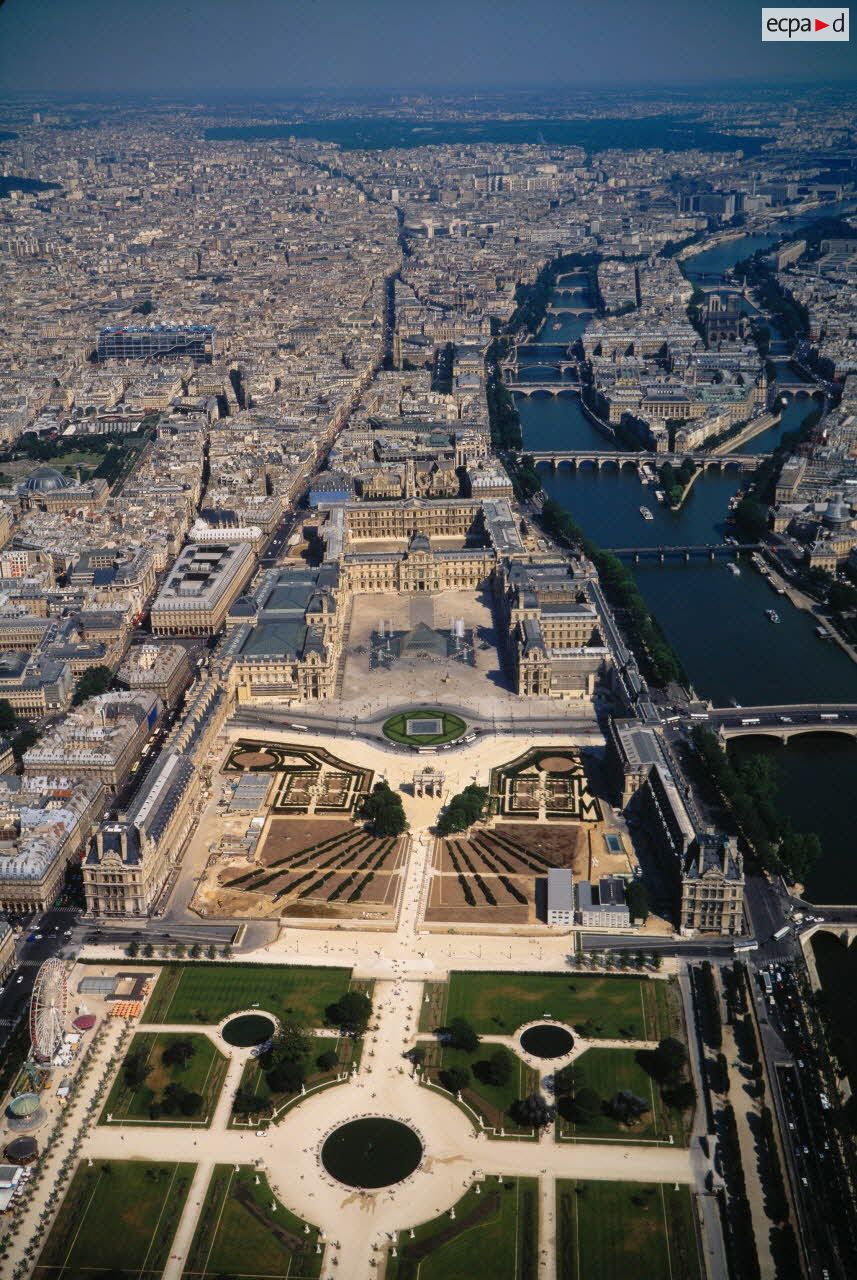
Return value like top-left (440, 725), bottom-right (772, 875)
top-left (815, 17), bottom-right (829, 29)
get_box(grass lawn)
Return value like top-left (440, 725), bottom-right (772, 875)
top-left (231, 1035), bottom-right (355, 1125)
top-left (424, 1042), bottom-right (538, 1133)
top-left (441, 971), bottom-right (666, 1040)
top-left (181, 1165), bottom-right (322, 1279)
top-left (557, 1047), bottom-right (685, 1144)
top-left (100, 1032), bottom-right (228, 1126)
top-left (34, 1159), bottom-right (194, 1280)
top-left (388, 1178), bottom-right (538, 1280)
top-left (382, 709), bottom-right (466, 746)
top-left (556, 1180), bottom-right (702, 1280)
top-left (142, 963), bottom-right (351, 1025)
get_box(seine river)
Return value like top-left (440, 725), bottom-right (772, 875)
top-left (517, 244), bottom-right (857, 903)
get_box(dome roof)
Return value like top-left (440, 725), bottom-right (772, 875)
top-left (8, 1092), bottom-right (40, 1118)
top-left (22, 465), bottom-right (73, 493)
top-left (823, 494), bottom-right (852, 529)
top-left (228, 595), bottom-right (258, 619)
top-left (4, 1136), bottom-right (38, 1164)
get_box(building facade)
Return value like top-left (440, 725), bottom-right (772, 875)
top-left (680, 832), bottom-right (745, 936)
top-left (97, 324), bottom-right (214, 363)
top-left (151, 542), bottom-right (256, 636)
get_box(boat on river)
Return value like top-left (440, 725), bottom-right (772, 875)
top-left (640, 505), bottom-right (654, 520)
top-left (766, 609), bottom-right (781, 624)
top-left (727, 562), bottom-right (741, 575)
top-left (654, 489), bottom-right (665, 504)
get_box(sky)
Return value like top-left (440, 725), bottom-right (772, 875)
top-left (0, 0), bottom-right (854, 96)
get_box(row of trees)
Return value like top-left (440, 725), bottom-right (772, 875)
top-left (733, 494), bottom-right (769, 541)
top-left (0, 697), bottom-right (43, 762)
top-left (658, 459), bottom-right (696, 509)
top-left (485, 347), bottom-right (523, 453)
top-left (507, 251), bottom-right (601, 336)
top-left (541, 497), bottom-right (684, 686)
top-left (126, 939), bottom-right (229, 960)
top-left (512, 453), bottom-right (543, 502)
top-left (691, 726), bottom-right (822, 881)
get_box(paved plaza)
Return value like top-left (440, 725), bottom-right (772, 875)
top-left (340, 587), bottom-right (520, 715)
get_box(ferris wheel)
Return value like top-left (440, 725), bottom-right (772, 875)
top-left (30, 959), bottom-right (68, 1063)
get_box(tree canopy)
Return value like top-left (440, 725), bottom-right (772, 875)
top-left (361, 781), bottom-right (408, 837)
top-left (484, 1049), bottom-right (512, 1086)
top-left (437, 784), bottom-right (488, 836)
top-left (624, 880), bottom-right (649, 923)
top-left (648, 1037), bottom-right (688, 1085)
top-left (570, 1087), bottom-right (601, 1122)
top-left (446, 1017), bottom-right (479, 1053)
top-left (442, 1065), bottom-right (470, 1094)
top-left (512, 1091), bottom-right (556, 1128)
top-left (162, 1038), bottom-right (195, 1069)
top-left (72, 665), bottom-right (114, 706)
top-left (326, 990), bottom-right (372, 1037)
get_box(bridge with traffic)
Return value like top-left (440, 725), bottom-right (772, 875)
top-left (706, 703), bottom-right (857, 742)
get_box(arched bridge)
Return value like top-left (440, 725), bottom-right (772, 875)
top-left (769, 382), bottom-right (826, 408)
top-left (500, 343), bottom-right (579, 389)
top-left (547, 302), bottom-right (595, 316)
top-left (710, 704), bottom-right (857, 742)
top-left (506, 380), bottom-right (581, 395)
top-left (524, 449), bottom-right (766, 472)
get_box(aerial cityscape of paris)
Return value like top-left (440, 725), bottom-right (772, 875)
top-left (0, 1), bottom-right (854, 1277)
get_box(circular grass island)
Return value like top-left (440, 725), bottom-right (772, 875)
top-left (321, 1117), bottom-right (423, 1188)
top-left (222, 1013), bottom-right (276, 1047)
top-left (520, 1024), bottom-right (574, 1059)
top-left (382, 709), bottom-right (467, 747)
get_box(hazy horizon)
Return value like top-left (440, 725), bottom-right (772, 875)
top-left (1, 0), bottom-right (854, 96)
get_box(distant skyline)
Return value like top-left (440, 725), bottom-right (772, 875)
top-left (0, 0), bottom-right (854, 97)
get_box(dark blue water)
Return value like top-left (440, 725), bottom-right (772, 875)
top-left (632, 560), bottom-right (857, 707)
top-left (537, 461), bottom-right (740, 551)
top-left (683, 200), bottom-right (857, 281)
top-left (684, 233), bottom-right (777, 280)
top-left (516, 391), bottom-right (613, 453)
top-left (735, 394), bottom-right (823, 456)
top-left (517, 234), bottom-right (857, 899)
top-left (521, 384), bottom-right (857, 707)
top-left (730, 735), bottom-right (857, 904)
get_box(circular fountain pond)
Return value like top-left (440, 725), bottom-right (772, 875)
top-left (519, 1024), bottom-right (574, 1059)
top-left (222, 1013), bottom-right (276, 1047)
top-left (321, 1118), bottom-right (423, 1188)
